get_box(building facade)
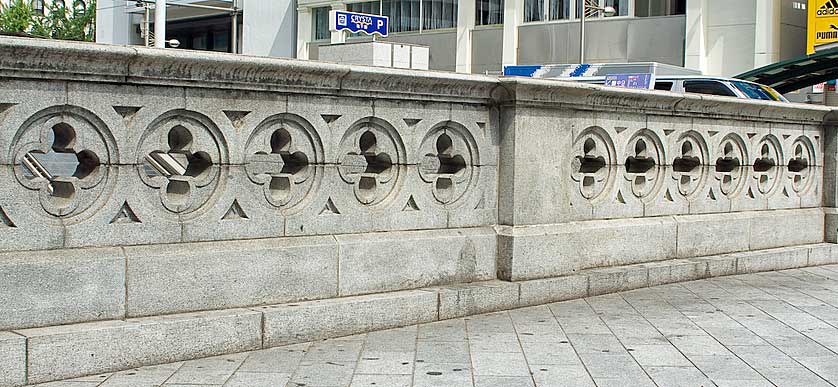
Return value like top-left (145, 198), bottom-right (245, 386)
top-left (95, 0), bottom-right (297, 58)
top-left (92, 0), bottom-right (809, 78)
top-left (298, 0), bottom-right (808, 76)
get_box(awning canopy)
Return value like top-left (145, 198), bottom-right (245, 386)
top-left (736, 46), bottom-right (838, 93)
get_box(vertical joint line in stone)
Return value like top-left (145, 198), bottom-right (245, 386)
top-left (260, 311), bottom-right (266, 349)
top-left (122, 246), bottom-right (129, 320)
top-left (333, 235), bottom-right (341, 298)
top-left (435, 291), bottom-right (441, 321)
top-left (24, 334), bottom-right (30, 385)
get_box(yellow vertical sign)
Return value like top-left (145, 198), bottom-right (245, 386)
top-left (809, 0), bottom-right (838, 54)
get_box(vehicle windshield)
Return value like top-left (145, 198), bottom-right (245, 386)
top-left (731, 81), bottom-right (781, 101)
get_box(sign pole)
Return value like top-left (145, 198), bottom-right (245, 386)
top-left (154, 0), bottom-right (167, 48)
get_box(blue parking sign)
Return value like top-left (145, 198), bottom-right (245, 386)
top-left (604, 73), bottom-right (655, 89)
top-left (330, 10), bottom-right (389, 37)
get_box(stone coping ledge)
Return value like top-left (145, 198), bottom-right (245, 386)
top-left (0, 37), bottom-right (834, 124)
top-left (4, 242), bottom-right (835, 386)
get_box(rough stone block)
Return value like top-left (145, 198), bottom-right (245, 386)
top-left (65, 81), bottom-right (187, 165)
top-left (748, 208), bottom-right (823, 250)
top-left (0, 165), bottom-right (65, 252)
top-left (287, 93), bottom-right (373, 164)
top-left (692, 255), bottom-right (737, 277)
top-left (687, 169), bottom-right (732, 215)
top-left (498, 217), bottom-right (677, 281)
top-left (125, 235), bottom-right (338, 317)
top-left (674, 212), bottom-right (750, 258)
top-left (285, 166), bottom-right (447, 236)
top-left (588, 265), bottom-right (649, 296)
top-left (518, 274), bottom-right (588, 307)
top-left (19, 309), bottom-right (262, 384)
top-left (824, 208), bottom-right (838, 243)
top-left (180, 166), bottom-right (285, 243)
top-left (62, 165), bottom-right (182, 249)
top-left (449, 101), bottom-right (499, 166)
top-left (807, 244), bottom-right (836, 266)
top-left (435, 281), bottom-right (520, 320)
top-left (644, 259), bottom-right (707, 287)
top-left (447, 166), bottom-right (499, 229)
top-left (644, 259), bottom-right (710, 286)
top-left (335, 227), bottom-right (496, 296)
top-left (0, 332), bottom-right (25, 387)
top-left (734, 246), bottom-right (809, 274)
top-left (799, 165), bottom-right (823, 209)
top-left (592, 166), bottom-right (646, 220)
top-left (668, 260), bottom-right (709, 283)
top-left (498, 106), bottom-right (576, 226)
top-left (0, 247), bottom-right (125, 330)
top-left (260, 290), bottom-right (437, 347)
top-left (0, 78), bottom-right (67, 163)
top-left (183, 87), bottom-right (288, 165)
top-left (643, 167), bottom-right (689, 217)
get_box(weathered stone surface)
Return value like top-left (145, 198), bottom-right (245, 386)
top-left (518, 274), bottom-right (588, 307)
top-left (335, 227), bottom-right (496, 296)
top-left (0, 332), bottom-right (25, 387)
top-left (692, 255), bottom-right (738, 277)
top-left (498, 217), bottom-right (677, 281)
top-left (674, 212), bottom-right (751, 258)
top-left (435, 281), bottom-right (520, 320)
top-left (734, 246), bottom-right (810, 274)
top-left (824, 208), bottom-right (838, 243)
top-left (588, 265), bottom-right (650, 296)
top-left (0, 247), bottom-right (124, 330)
top-left (0, 37), bottom-right (836, 384)
top-left (62, 165), bottom-right (182, 249)
top-left (124, 235), bottom-right (338, 317)
top-left (748, 208), bottom-right (823, 250)
top-left (19, 308), bottom-right (262, 384)
top-left (260, 290), bottom-right (437, 347)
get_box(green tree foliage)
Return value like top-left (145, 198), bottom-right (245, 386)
top-left (0, 0), bottom-right (95, 42)
top-left (0, 0), bottom-right (36, 34)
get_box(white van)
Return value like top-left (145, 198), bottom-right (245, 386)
top-left (648, 76), bottom-right (788, 102)
top-left (573, 75), bottom-right (788, 102)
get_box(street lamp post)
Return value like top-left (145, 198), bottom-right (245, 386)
top-left (579, 0), bottom-right (616, 64)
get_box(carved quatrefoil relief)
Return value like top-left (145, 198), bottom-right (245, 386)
top-left (12, 106), bottom-right (115, 218)
top-left (571, 127), bottom-right (616, 201)
top-left (789, 136), bottom-right (815, 195)
top-left (338, 118), bottom-right (406, 206)
top-left (672, 132), bottom-right (708, 198)
top-left (714, 134), bottom-right (748, 197)
top-left (244, 114), bottom-right (322, 211)
top-left (752, 135), bottom-right (783, 195)
top-left (623, 130), bottom-right (665, 200)
top-left (137, 110), bottom-right (226, 214)
top-left (418, 123), bottom-right (478, 206)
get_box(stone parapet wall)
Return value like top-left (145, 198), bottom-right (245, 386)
top-left (1, 37), bottom-right (838, 385)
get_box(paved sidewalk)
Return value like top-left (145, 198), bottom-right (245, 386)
top-left (35, 265), bottom-right (838, 387)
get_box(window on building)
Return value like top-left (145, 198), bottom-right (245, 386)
top-left (577, 0), bottom-right (627, 18)
top-left (550, 0), bottom-right (570, 19)
top-left (31, 0), bottom-right (44, 14)
top-left (347, 1), bottom-right (381, 14)
top-left (313, 7), bottom-right (330, 40)
top-left (423, 0), bottom-right (458, 30)
top-left (382, 0), bottom-right (421, 32)
top-left (635, 0), bottom-right (685, 17)
top-left (524, 0), bottom-right (545, 22)
top-left (683, 81), bottom-right (736, 97)
top-left (604, 0), bottom-right (628, 16)
top-left (477, 0), bottom-right (503, 25)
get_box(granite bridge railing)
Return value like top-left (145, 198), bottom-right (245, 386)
top-left (1, 37), bottom-right (838, 385)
